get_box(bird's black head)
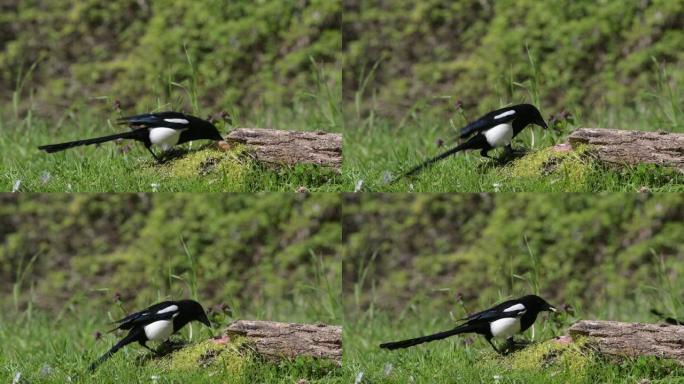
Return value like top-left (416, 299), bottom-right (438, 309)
top-left (517, 104), bottom-right (548, 130)
top-left (519, 294), bottom-right (557, 314)
top-left (178, 299), bottom-right (212, 328)
top-left (183, 114), bottom-right (224, 141)
top-left (200, 119), bottom-right (224, 141)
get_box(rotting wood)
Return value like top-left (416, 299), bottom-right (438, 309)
top-left (567, 128), bottom-right (684, 170)
top-left (568, 320), bottom-right (684, 364)
top-left (224, 320), bottom-right (342, 365)
top-left (224, 128), bottom-right (342, 172)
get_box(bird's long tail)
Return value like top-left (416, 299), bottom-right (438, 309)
top-left (394, 138), bottom-right (481, 182)
top-left (38, 130), bottom-right (144, 153)
top-left (88, 331), bottom-right (137, 371)
top-left (379, 324), bottom-right (476, 350)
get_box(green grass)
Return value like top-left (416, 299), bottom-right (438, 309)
top-left (343, 282), bottom-right (684, 384)
top-left (0, 311), bottom-right (342, 383)
top-left (343, 238), bottom-right (684, 383)
top-left (343, 56), bottom-right (683, 192)
top-left (1, 56), bottom-right (343, 192)
top-left (343, 112), bottom-right (683, 192)
top-left (343, 311), bottom-right (684, 384)
top-left (1, 246), bottom-right (343, 383)
top-left (0, 112), bottom-right (343, 192)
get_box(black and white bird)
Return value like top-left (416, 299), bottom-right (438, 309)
top-left (38, 112), bottom-right (224, 162)
top-left (89, 300), bottom-right (211, 371)
top-left (379, 295), bottom-right (556, 354)
top-left (398, 104), bottom-right (548, 180)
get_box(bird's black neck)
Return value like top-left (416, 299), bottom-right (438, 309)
top-left (172, 315), bottom-right (192, 332)
top-left (519, 311), bottom-right (541, 332)
top-left (512, 119), bottom-right (528, 136)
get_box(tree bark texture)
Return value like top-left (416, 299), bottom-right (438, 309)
top-left (567, 128), bottom-right (684, 170)
top-left (569, 320), bottom-right (684, 363)
top-left (224, 128), bottom-right (342, 172)
top-left (224, 320), bottom-right (342, 365)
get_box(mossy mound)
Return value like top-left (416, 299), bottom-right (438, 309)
top-left (150, 337), bottom-right (253, 376)
top-left (498, 145), bottom-right (595, 190)
top-left (470, 338), bottom-right (593, 382)
top-left (140, 145), bottom-right (253, 188)
top-left (507, 338), bottom-right (592, 374)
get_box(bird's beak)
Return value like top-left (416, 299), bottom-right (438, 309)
top-left (200, 315), bottom-right (211, 328)
top-left (539, 120), bottom-right (548, 129)
top-left (548, 306), bottom-right (557, 313)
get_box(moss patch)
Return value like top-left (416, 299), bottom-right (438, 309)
top-left (498, 145), bottom-right (595, 190)
top-left (140, 145), bottom-right (253, 189)
top-left (469, 338), bottom-right (595, 383)
top-left (150, 337), bottom-right (254, 376)
top-left (506, 338), bottom-right (593, 379)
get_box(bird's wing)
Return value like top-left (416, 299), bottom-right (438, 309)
top-left (461, 299), bottom-right (527, 323)
top-left (113, 301), bottom-right (180, 330)
top-left (117, 112), bottom-right (192, 129)
top-left (459, 107), bottom-right (518, 139)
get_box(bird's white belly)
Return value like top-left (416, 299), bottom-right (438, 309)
top-left (149, 127), bottom-right (181, 150)
top-left (484, 123), bottom-right (513, 148)
top-left (143, 320), bottom-right (174, 341)
top-left (489, 317), bottom-right (521, 338)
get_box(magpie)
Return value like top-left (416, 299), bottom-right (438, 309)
top-left (398, 104), bottom-right (548, 180)
top-left (38, 112), bottom-right (224, 162)
top-left (89, 299), bottom-right (211, 371)
top-left (379, 295), bottom-right (556, 354)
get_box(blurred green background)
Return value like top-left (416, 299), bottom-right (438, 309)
top-left (343, 0), bottom-right (683, 124)
top-left (0, 0), bottom-right (341, 119)
top-left (343, 193), bottom-right (684, 319)
top-left (0, 193), bottom-right (341, 323)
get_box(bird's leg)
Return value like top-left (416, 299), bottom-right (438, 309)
top-left (146, 146), bottom-right (162, 164)
top-left (482, 148), bottom-right (507, 165)
top-left (139, 341), bottom-right (159, 355)
top-left (503, 337), bottom-right (515, 353)
top-left (504, 144), bottom-right (528, 157)
top-left (486, 337), bottom-right (504, 355)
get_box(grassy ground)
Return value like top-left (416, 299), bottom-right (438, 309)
top-left (344, 120), bottom-right (684, 192)
top-left (0, 109), bottom-right (342, 192)
top-left (343, 242), bottom-right (684, 383)
top-left (344, 63), bottom-right (683, 192)
top-left (1, 60), bottom-right (343, 192)
top-left (344, 291), bottom-right (684, 384)
top-left (344, 311), bottom-right (684, 384)
top-left (1, 258), bottom-right (343, 383)
top-left (0, 310), bottom-right (342, 383)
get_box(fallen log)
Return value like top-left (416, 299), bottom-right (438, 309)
top-left (567, 128), bottom-right (684, 170)
top-left (224, 320), bottom-right (342, 365)
top-left (224, 128), bottom-right (342, 172)
top-left (568, 320), bottom-right (684, 363)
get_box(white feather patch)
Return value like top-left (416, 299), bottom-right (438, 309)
top-left (143, 320), bottom-right (174, 341)
top-left (164, 118), bottom-right (189, 124)
top-left (483, 123), bottom-right (513, 148)
top-left (149, 127), bottom-right (181, 150)
top-left (503, 303), bottom-right (526, 313)
top-left (157, 305), bottom-right (178, 314)
top-left (494, 110), bottom-right (516, 120)
top-left (489, 317), bottom-right (521, 338)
